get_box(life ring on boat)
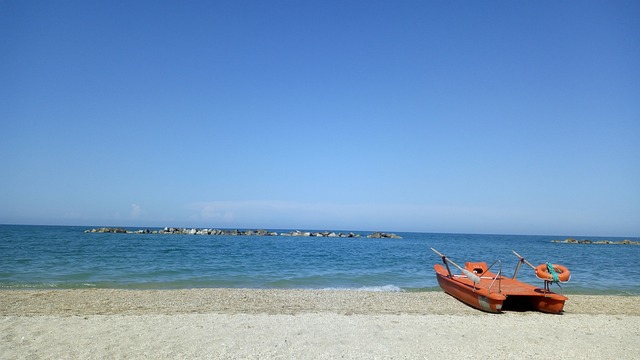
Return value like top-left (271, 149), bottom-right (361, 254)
top-left (535, 263), bottom-right (570, 282)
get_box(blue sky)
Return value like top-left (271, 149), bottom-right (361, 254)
top-left (1, 1), bottom-right (638, 236)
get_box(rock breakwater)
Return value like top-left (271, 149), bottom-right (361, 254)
top-left (366, 232), bottom-right (403, 239)
top-left (84, 227), bottom-right (403, 239)
top-left (551, 237), bottom-right (639, 245)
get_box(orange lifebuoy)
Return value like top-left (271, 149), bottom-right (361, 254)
top-left (535, 263), bottom-right (571, 282)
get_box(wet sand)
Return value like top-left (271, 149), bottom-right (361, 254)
top-left (2, 289), bottom-right (638, 359)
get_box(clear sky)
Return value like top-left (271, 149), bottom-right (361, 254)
top-left (1, 1), bottom-right (638, 237)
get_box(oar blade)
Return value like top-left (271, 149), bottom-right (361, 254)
top-left (462, 269), bottom-right (481, 284)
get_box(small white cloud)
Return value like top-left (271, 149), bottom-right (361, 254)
top-left (131, 203), bottom-right (141, 218)
top-left (63, 212), bottom-right (82, 219)
top-left (199, 203), bottom-right (234, 222)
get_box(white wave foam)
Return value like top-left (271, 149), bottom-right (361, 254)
top-left (320, 285), bottom-right (404, 292)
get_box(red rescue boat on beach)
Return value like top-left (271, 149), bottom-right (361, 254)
top-left (432, 249), bottom-right (569, 314)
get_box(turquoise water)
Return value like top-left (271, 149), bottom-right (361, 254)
top-left (1, 225), bottom-right (638, 294)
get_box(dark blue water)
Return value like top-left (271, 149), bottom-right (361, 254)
top-left (1, 225), bottom-right (638, 294)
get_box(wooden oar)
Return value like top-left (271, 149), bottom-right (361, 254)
top-left (431, 248), bottom-right (480, 284)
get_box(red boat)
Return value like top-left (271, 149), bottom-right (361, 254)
top-left (432, 249), bottom-right (569, 314)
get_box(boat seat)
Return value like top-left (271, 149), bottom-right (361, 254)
top-left (465, 262), bottom-right (488, 274)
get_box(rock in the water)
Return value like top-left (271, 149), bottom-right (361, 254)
top-left (366, 232), bottom-right (402, 239)
top-left (551, 237), bottom-right (639, 245)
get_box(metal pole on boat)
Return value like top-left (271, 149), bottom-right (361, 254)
top-left (443, 259), bottom-right (453, 278)
top-left (511, 250), bottom-right (536, 279)
top-left (513, 260), bottom-right (522, 280)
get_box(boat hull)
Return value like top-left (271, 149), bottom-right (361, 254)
top-left (435, 264), bottom-right (506, 313)
top-left (434, 262), bottom-right (567, 314)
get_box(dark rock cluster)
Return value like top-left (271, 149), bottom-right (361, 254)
top-left (85, 227), bottom-right (128, 233)
top-left (552, 237), bottom-right (639, 245)
top-left (281, 230), bottom-right (361, 238)
top-left (366, 232), bottom-right (403, 239)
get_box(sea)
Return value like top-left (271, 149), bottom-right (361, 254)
top-left (1, 225), bottom-right (638, 295)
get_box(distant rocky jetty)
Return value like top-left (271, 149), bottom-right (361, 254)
top-left (366, 232), bottom-right (403, 239)
top-left (84, 227), bottom-right (402, 239)
top-left (552, 237), bottom-right (639, 245)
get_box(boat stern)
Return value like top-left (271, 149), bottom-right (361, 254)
top-left (531, 294), bottom-right (568, 314)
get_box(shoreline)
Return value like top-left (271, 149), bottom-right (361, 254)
top-left (2, 288), bottom-right (639, 316)
top-left (3, 289), bottom-right (639, 359)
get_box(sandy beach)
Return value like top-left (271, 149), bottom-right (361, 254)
top-left (2, 289), bottom-right (639, 359)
